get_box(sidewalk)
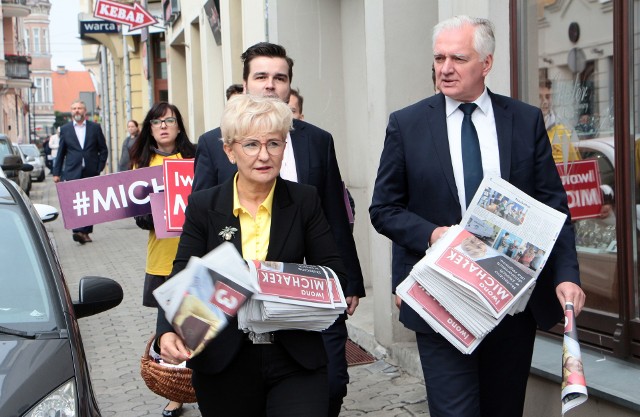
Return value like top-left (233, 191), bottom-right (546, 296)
top-left (30, 177), bottom-right (429, 416)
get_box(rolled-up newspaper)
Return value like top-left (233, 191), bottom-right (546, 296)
top-left (561, 302), bottom-right (588, 415)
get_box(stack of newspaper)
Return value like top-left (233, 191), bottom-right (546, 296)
top-left (238, 261), bottom-right (347, 333)
top-left (397, 177), bottom-right (567, 354)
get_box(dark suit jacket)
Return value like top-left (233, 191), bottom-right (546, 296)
top-left (369, 90), bottom-right (580, 333)
top-left (52, 120), bottom-right (108, 180)
top-left (156, 177), bottom-right (347, 374)
top-left (191, 119), bottom-right (365, 298)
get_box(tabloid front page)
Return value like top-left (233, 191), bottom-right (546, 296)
top-left (153, 243), bottom-right (256, 357)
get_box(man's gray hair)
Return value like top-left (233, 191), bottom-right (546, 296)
top-left (71, 99), bottom-right (87, 108)
top-left (432, 15), bottom-right (495, 61)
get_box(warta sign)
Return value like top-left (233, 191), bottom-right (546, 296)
top-left (80, 20), bottom-right (120, 35)
top-left (94, 0), bottom-right (158, 30)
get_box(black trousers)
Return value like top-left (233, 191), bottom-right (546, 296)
top-left (322, 314), bottom-right (349, 417)
top-left (192, 341), bottom-right (329, 417)
top-left (416, 309), bottom-right (537, 417)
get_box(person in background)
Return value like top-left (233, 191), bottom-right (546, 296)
top-left (539, 79), bottom-right (581, 163)
top-left (53, 100), bottom-right (108, 244)
top-left (129, 102), bottom-right (196, 417)
top-left (118, 119), bottom-right (140, 171)
top-left (157, 95), bottom-right (347, 416)
top-left (192, 42), bottom-right (364, 416)
top-left (46, 127), bottom-right (60, 173)
top-left (226, 83), bottom-right (244, 100)
top-left (370, 16), bottom-right (585, 417)
top-left (288, 88), bottom-right (304, 120)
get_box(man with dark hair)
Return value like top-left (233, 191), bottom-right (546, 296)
top-left (225, 83), bottom-right (244, 100)
top-left (192, 42), bottom-right (365, 417)
top-left (289, 88), bottom-right (304, 120)
top-left (370, 16), bottom-right (584, 417)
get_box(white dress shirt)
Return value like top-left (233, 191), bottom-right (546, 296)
top-left (445, 87), bottom-right (501, 215)
top-left (73, 120), bottom-right (87, 167)
top-left (279, 132), bottom-right (298, 182)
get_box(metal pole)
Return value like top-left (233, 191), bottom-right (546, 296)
top-left (28, 87), bottom-right (33, 144)
top-left (100, 46), bottom-right (112, 172)
top-left (109, 53), bottom-right (118, 174)
top-left (123, 33), bottom-right (132, 121)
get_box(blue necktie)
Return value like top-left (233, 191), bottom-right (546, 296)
top-left (460, 103), bottom-right (482, 207)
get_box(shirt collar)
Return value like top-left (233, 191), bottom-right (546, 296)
top-left (444, 86), bottom-right (490, 117)
top-left (232, 173), bottom-right (277, 217)
top-left (73, 120), bottom-right (86, 127)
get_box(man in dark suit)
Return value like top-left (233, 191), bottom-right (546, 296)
top-left (53, 100), bottom-right (108, 244)
top-left (369, 16), bottom-right (585, 417)
top-left (192, 42), bottom-right (364, 416)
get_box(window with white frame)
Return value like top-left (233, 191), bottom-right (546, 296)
top-left (33, 28), bottom-right (40, 54)
top-left (34, 78), bottom-right (43, 102)
top-left (44, 78), bottom-right (52, 103)
top-left (42, 29), bottom-right (49, 54)
top-left (24, 29), bottom-right (30, 54)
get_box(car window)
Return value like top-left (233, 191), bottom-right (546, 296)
top-left (0, 208), bottom-right (56, 332)
top-left (20, 145), bottom-right (40, 158)
top-left (0, 139), bottom-right (13, 160)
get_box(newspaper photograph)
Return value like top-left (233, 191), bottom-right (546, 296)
top-left (153, 243), bottom-right (255, 356)
top-left (561, 302), bottom-right (588, 415)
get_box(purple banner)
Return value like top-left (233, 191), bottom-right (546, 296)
top-left (150, 192), bottom-right (182, 239)
top-left (55, 166), bottom-right (164, 230)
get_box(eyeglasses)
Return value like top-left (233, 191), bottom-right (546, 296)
top-left (234, 139), bottom-right (286, 156)
top-left (150, 117), bottom-right (178, 127)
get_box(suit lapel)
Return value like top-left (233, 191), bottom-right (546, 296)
top-left (209, 179), bottom-right (243, 255)
top-left (266, 178), bottom-right (296, 261)
top-left (66, 123), bottom-right (81, 148)
top-left (290, 120), bottom-right (309, 184)
top-left (428, 95), bottom-right (459, 201)
top-left (489, 90), bottom-right (513, 181)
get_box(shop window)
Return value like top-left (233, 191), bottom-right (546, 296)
top-left (516, 0), bottom-right (640, 361)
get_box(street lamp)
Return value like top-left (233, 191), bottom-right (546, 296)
top-left (30, 83), bottom-right (37, 144)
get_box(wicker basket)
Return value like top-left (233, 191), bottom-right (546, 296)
top-left (140, 334), bottom-right (197, 404)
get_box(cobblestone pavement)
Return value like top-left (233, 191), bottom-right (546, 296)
top-left (30, 177), bottom-right (429, 416)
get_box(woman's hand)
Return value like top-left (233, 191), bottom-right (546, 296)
top-left (159, 332), bottom-right (191, 364)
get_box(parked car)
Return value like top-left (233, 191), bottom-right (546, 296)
top-left (18, 143), bottom-right (46, 182)
top-left (0, 177), bottom-right (124, 417)
top-left (0, 135), bottom-right (33, 195)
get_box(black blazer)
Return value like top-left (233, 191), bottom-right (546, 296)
top-left (156, 177), bottom-right (347, 374)
top-left (369, 90), bottom-right (580, 332)
top-left (52, 121), bottom-right (108, 180)
top-left (191, 119), bottom-right (365, 298)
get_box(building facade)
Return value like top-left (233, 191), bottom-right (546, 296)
top-left (1, 0), bottom-right (32, 144)
top-left (23, 0), bottom-right (54, 141)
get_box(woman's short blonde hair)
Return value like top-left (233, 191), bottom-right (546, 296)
top-left (220, 95), bottom-right (293, 145)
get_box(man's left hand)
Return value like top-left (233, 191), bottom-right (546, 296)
top-left (346, 296), bottom-right (360, 315)
top-left (556, 282), bottom-right (586, 316)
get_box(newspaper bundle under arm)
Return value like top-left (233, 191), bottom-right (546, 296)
top-left (398, 177), bottom-right (568, 354)
top-left (561, 302), bottom-right (588, 415)
top-left (153, 242), bottom-right (256, 356)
